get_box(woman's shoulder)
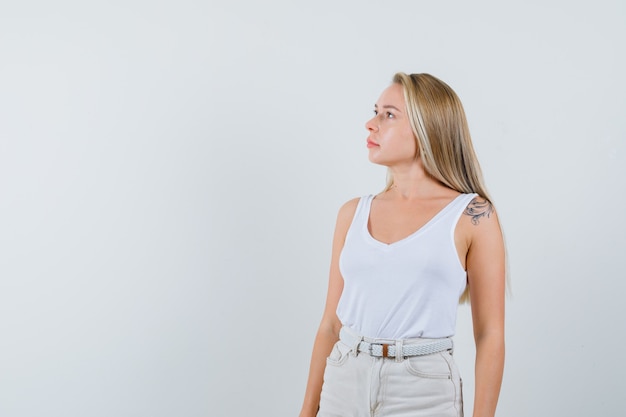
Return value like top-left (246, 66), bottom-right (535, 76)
top-left (326, 197), bottom-right (361, 242)
top-left (335, 196), bottom-right (370, 229)
top-left (458, 194), bottom-right (502, 244)
top-left (462, 194), bottom-right (497, 226)
top-left (337, 196), bottom-right (362, 218)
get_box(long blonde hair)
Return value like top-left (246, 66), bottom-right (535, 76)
top-left (389, 73), bottom-right (500, 303)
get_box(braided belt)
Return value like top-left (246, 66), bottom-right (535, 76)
top-left (339, 327), bottom-right (453, 358)
top-left (356, 339), bottom-right (453, 358)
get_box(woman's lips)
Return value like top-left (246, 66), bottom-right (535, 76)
top-left (367, 139), bottom-right (379, 148)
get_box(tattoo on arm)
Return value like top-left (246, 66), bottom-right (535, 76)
top-left (464, 197), bottom-right (494, 225)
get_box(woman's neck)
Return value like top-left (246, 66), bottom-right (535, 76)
top-left (386, 159), bottom-right (450, 200)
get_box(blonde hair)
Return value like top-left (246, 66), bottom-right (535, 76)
top-left (389, 73), bottom-right (501, 303)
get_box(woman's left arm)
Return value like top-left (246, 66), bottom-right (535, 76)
top-left (465, 200), bottom-right (506, 417)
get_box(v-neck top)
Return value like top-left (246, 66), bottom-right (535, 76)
top-left (336, 193), bottom-right (476, 339)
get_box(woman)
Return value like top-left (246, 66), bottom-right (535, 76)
top-left (299, 73), bottom-right (505, 417)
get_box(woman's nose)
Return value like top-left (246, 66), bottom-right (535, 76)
top-left (365, 117), bottom-right (378, 132)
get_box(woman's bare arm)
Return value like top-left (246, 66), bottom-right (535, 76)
top-left (298, 199), bottom-right (358, 417)
top-left (464, 198), bottom-right (506, 417)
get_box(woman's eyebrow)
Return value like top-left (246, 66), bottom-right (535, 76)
top-left (374, 104), bottom-right (402, 112)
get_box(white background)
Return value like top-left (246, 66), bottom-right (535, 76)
top-left (1, 1), bottom-right (625, 416)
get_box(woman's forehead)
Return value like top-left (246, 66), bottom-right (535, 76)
top-left (376, 83), bottom-right (405, 108)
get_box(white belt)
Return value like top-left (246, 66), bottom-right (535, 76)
top-left (339, 327), bottom-right (453, 359)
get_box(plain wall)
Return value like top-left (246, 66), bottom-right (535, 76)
top-left (1, 1), bottom-right (625, 416)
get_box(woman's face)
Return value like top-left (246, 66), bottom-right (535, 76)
top-left (365, 83), bottom-right (417, 167)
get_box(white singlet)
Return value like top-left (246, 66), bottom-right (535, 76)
top-left (336, 193), bottom-right (477, 340)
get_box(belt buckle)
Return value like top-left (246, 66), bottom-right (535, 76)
top-left (370, 343), bottom-right (390, 357)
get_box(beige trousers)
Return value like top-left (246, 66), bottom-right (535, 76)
top-left (318, 331), bottom-right (463, 417)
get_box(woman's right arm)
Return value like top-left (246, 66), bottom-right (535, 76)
top-left (299, 199), bottom-right (359, 417)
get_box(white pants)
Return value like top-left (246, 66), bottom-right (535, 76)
top-left (318, 329), bottom-right (463, 417)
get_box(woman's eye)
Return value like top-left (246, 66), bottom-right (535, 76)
top-left (373, 110), bottom-right (378, 115)
top-left (386, 112), bottom-right (394, 119)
